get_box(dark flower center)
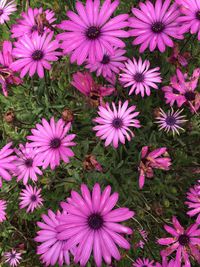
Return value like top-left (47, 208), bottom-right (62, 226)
top-left (166, 116), bottom-right (176, 126)
top-left (196, 11), bottom-right (200, 20)
top-left (173, 88), bottom-right (180, 94)
top-left (88, 213), bottom-right (104, 230)
top-left (101, 55), bottom-right (110, 64)
top-left (30, 194), bottom-right (37, 202)
top-left (86, 26), bottom-right (101, 40)
top-left (184, 91), bottom-right (195, 101)
top-left (151, 21), bottom-right (165, 33)
top-left (31, 25), bottom-right (38, 32)
top-left (32, 50), bottom-right (44, 61)
top-left (112, 118), bottom-right (123, 129)
top-left (25, 158), bottom-right (33, 167)
top-left (10, 253), bottom-right (16, 259)
top-left (50, 138), bottom-right (61, 149)
top-left (178, 234), bottom-right (190, 246)
top-left (134, 72), bottom-right (144, 83)
top-left (0, 9), bottom-right (3, 15)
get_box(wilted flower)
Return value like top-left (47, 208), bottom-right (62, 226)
top-left (4, 249), bottom-right (22, 267)
top-left (62, 108), bottom-right (74, 122)
top-left (167, 43), bottom-right (190, 68)
top-left (3, 110), bottom-right (15, 123)
top-left (83, 154), bottom-right (103, 172)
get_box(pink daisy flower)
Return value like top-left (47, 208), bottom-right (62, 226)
top-left (0, 199), bottom-right (7, 222)
top-left (11, 7), bottom-right (56, 38)
top-left (138, 146), bottom-right (171, 189)
top-left (57, 0), bottom-right (129, 65)
top-left (0, 0), bottom-right (16, 24)
top-left (0, 40), bottom-right (22, 96)
top-left (86, 48), bottom-right (127, 84)
top-left (13, 143), bottom-right (43, 185)
top-left (56, 183), bottom-right (134, 267)
top-left (35, 209), bottom-right (75, 266)
top-left (155, 108), bottom-right (187, 135)
top-left (132, 258), bottom-right (155, 267)
top-left (129, 0), bottom-right (183, 53)
top-left (27, 117), bottom-right (76, 170)
top-left (10, 32), bottom-right (61, 78)
top-left (19, 185), bottom-right (43, 213)
top-left (93, 101), bottom-right (141, 148)
top-left (158, 216), bottom-right (200, 266)
top-left (0, 142), bottom-right (16, 188)
top-left (162, 68), bottom-right (200, 113)
top-left (4, 249), bottom-right (22, 267)
top-left (185, 184), bottom-right (200, 223)
top-left (176, 0), bottom-right (200, 40)
top-left (119, 57), bottom-right (162, 97)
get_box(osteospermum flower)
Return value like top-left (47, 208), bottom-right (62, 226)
top-left (155, 108), bottom-right (187, 135)
top-left (11, 7), bottom-right (56, 38)
top-left (19, 185), bottom-right (43, 213)
top-left (119, 57), bottom-right (162, 97)
top-left (86, 48), bottom-right (127, 84)
top-left (27, 117), bottom-right (76, 170)
top-left (57, 0), bottom-right (129, 65)
top-left (132, 258), bottom-right (155, 267)
top-left (0, 142), bottom-right (16, 187)
top-left (0, 199), bottom-right (7, 222)
top-left (176, 0), bottom-right (200, 40)
top-left (138, 146), bottom-right (171, 189)
top-left (11, 32), bottom-right (61, 78)
top-left (35, 209), bottom-right (74, 266)
top-left (185, 184), bottom-right (200, 223)
top-left (162, 68), bottom-right (200, 113)
top-left (4, 249), bottom-right (22, 267)
top-left (56, 183), bottom-right (134, 267)
top-left (129, 0), bottom-right (183, 53)
top-left (0, 0), bottom-right (16, 24)
top-left (13, 143), bottom-right (43, 185)
top-left (158, 216), bottom-right (200, 266)
top-left (93, 101), bottom-right (141, 148)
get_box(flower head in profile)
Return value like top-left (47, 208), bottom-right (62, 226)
top-left (0, 142), bottom-right (16, 187)
top-left (138, 146), bottom-right (171, 189)
top-left (27, 117), bottom-right (76, 170)
top-left (11, 7), bottom-right (56, 38)
top-left (155, 108), bottom-right (187, 135)
top-left (158, 216), bottom-right (200, 266)
top-left (0, 41), bottom-right (22, 96)
top-left (162, 68), bottom-right (200, 113)
top-left (156, 257), bottom-right (176, 267)
top-left (56, 183), bottom-right (134, 267)
top-left (93, 101), bottom-right (141, 148)
top-left (185, 183), bottom-right (200, 223)
top-left (71, 71), bottom-right (115, 106)
top-left (35, 209), bottom-right (75, 266)
top-left (11, 32), bottom-right (61, 78)
top-left (0, 0), bottom-right (16, 24)
top-left (57, 0), bottom-right (129, 65)
top-left (19, 185), bottom-right (43, 213)
top-left (132, 258), bottom-right (155, 267)
top-left (119, 57), bottom-right (162, 97)
top-left (0, 199), bottom-right (7, 222)
top-left (168, 43), bottom-right (190, 68)
top-left (4, 249), bottom-right (22, 267)
top-left (86, 48), bottom-right (127, 84)
top-left (13, 143), bottom-right (43, 185)
top-left (129, 0), bottom-right (183, 53)
top-left (176, 0), bottom-right (200, 40)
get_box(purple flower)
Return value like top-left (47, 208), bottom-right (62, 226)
top-left (13, 143), bottom-right (43, 185)
top-left (57, 0), bottom-right (129, 65)
top-left (0, 0), bottom-right (16, 24)
top-left (0, 199), bottom-right (7, 222)
top-left (35, 209), bottom-right (75, 266)
top-left (27, 117), bottom-right (76, 170)
top-left (11, 32), bottom-right (61, 78)
top-left (11, 7), bottom-right (56, 38)
top-left (119, 57), bottom-right (162, 97)
top-left (93, 101), bottom-right (141, 148)
top-left (129, 0), bottom-right (183, 52)
top-left (4, 249), bottom-right (22, 267)
top-left (19, 185), bottom-right (43, 213)
top-left (132, 258), bottom-right (155, 267)
top-left (56, 183), bottom-right (134, 266)
top-left (185, 183), bottom-right (200, 223)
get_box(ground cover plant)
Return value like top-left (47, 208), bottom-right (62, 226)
top-left (0, 0), bottom-right (200, 266)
